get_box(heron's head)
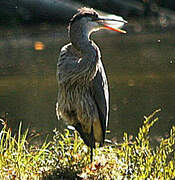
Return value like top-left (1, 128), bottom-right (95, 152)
top-left (69, 7), bottom-right (127, 36)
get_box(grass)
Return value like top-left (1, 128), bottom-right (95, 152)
top-left (0, 121), bottom-right (50, 179)
top-left (0, 110), bottom-right (174, 179)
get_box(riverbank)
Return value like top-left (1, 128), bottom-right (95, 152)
top-left (0, 110), bottom-right (174, 179)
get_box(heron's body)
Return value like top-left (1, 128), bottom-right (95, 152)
top-left (57, 40), bottom-right (109, 147)
top-left (56, 7), bottom-right (126, 161)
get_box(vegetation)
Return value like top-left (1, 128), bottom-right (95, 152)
top-left (0, 110), bottom-right (174, 179)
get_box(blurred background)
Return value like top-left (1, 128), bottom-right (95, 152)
top-left (0, 0), bottom-right (175, 145)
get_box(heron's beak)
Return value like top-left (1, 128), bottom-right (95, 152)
top-left (97, 15), bottom-right (127, 34)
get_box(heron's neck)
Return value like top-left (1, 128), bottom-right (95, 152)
top-left (69, 25), bottom-right (96, 57)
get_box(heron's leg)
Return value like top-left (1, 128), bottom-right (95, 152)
top-left (90, 124), bottom-right (95, 162)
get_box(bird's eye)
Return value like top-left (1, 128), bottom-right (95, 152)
top-left (91, 16), bottom-right (98, 21)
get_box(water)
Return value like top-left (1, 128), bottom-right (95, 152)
top-left (0, 24), bottom-right (174, 145)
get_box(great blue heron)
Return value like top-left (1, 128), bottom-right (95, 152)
top-left (56, 7), bottom-right (127, 162)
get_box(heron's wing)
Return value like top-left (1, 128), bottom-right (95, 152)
top-left (91, 60), bottom-right (109, 144)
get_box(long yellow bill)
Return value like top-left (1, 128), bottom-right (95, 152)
top-left (98, 15), bottom-right (127, 34)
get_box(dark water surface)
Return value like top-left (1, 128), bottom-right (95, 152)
top-left (0, 24), bottom-right (174, 144)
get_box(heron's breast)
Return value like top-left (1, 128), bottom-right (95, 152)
top-left (57, 85), bottom-right (98, 121)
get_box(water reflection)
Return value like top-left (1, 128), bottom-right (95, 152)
top-left (0, 25), bottom-right (174, 145)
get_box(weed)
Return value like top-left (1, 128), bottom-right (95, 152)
top-left (0, 110), bottom-right (174, 179)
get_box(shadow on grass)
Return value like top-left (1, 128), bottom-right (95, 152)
top-left (43, 169), bottom-right (82, 180)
